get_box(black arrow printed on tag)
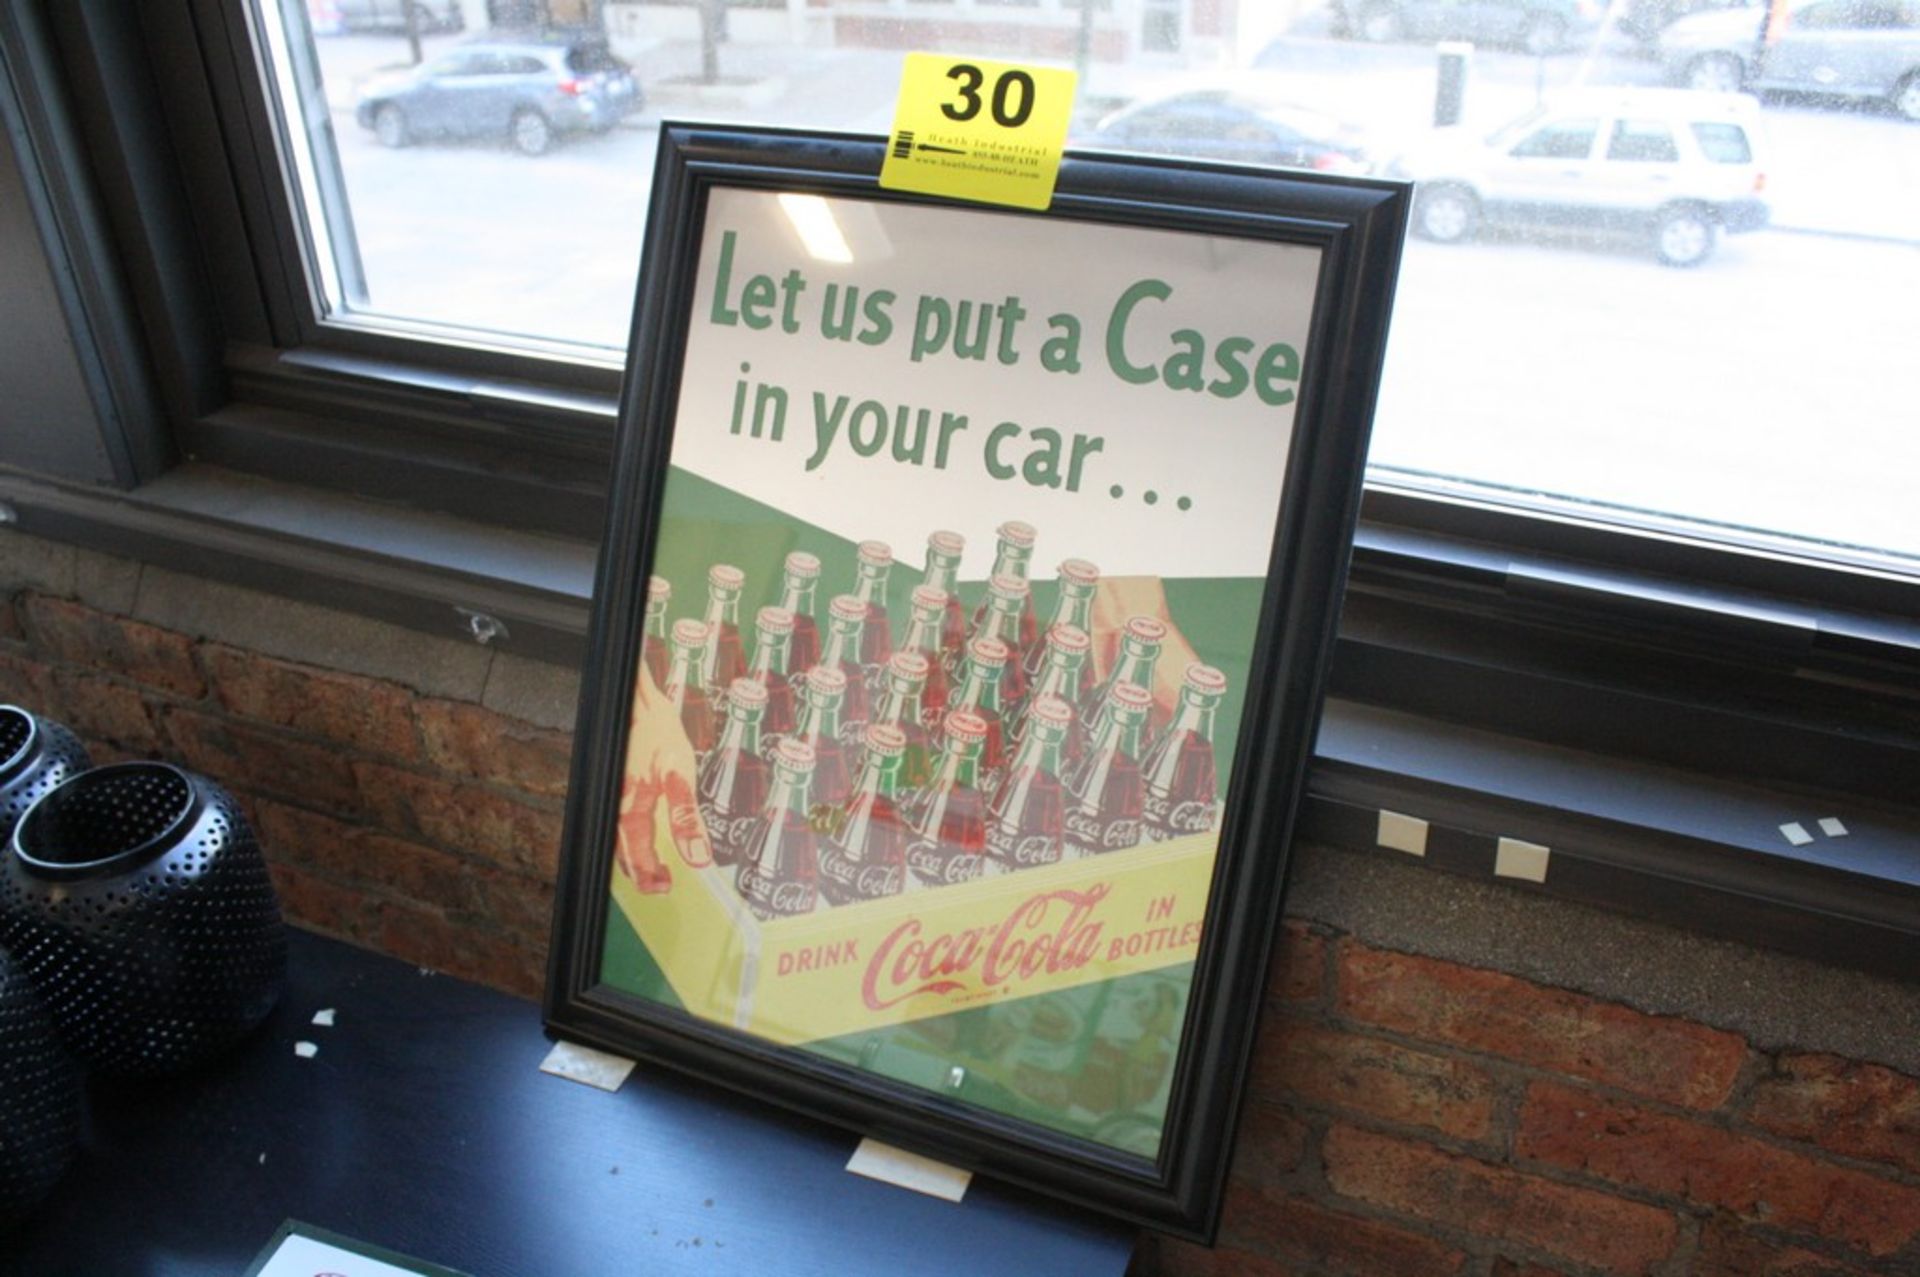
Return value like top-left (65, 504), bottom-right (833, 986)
top-left (892, 131), bottom-right (967, 160)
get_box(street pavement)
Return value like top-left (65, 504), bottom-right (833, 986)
top-left (314, 22), bottom-right (1916, 242)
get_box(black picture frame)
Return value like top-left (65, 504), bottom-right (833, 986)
top-left (545, 122), bottom-right (1407, 1241)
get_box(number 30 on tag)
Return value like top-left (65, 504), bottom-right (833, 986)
top-left (879, 54), bottom-right (1077, 211)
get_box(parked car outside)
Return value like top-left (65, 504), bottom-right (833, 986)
top-left (1323, 0), bottom-right (1606, 52)
top-left (1658, 0), bottom-right (1920, 118)
top-left (353, 37), bottom-right (642, 156)
top-left (1389, 89), bottom-right (1770, 265)
top-left (311, 0), bottom-right (466, 35)
top-left (1616, 0), bottom-right (1755, 45)
top-left (1079, 90), bottom-right (1374, 176)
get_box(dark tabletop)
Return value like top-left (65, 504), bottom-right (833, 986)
top-left (7, 928), bottom-right (1136, 1276)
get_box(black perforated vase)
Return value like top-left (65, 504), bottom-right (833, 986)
top-left (0, 705), bottom-right (90, 847)
top-left (0, 763), bottom-right (287, 1075)
top-left (0, 941), bottom-right (79, 1231)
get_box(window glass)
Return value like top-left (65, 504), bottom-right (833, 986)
top-left (1689, 122), bottom-right (1752, 163)
top-left (1607, 119), bottom-right (1678, 162)
top-left (1510, 119), bottom-right (1597, 159)
top-left (1795, 0), bottom-right (1881, 27)
top-left (259, 0), bottom-right (1920, 571)
top-left (566, 44), bottom-right (629, 73)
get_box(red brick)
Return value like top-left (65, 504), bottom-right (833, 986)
top-left (353, 760), bottom-right (563, 878)
top-left (1323, 1123), bottom-right (1679, 1276)
top-left (51, 669), bottom-right (158, 752)
top-left (1135, 1235), bottom-right (1301, 1277)
top-left (23, 597), bottom-right (203, 697)
top-left (163, 708), bottom-right (362, 813)
top-left (0, 650), bottom-right (60, 715)
top-left (373, 901), bottom-right (542, 1000)
top-left (468, 865), bottom-right (557, 944)
top-left (269, 862), bottom-right (376, 941)
top-left (1227, 1185), bottom-right (1468, 1275)
top-left (1516, 1081), bottom-right (1920, 1258)
top-left (1693, 1213), bottom-right (1873, 1276)
top-left (1271, 921), bottom-right (1326, 1006)
top-left (79, 737), bottom-right (146, 767)
top-left (1256, 1021), bottom-right (1499, 1142)
top-left (415, 698), bottom-right (573, 799)
top-left (463, 935), bottom-right (545, 1001)
top-left (201, 644), bottom-right (419, 760)
top-left (1491, 1260), bottom-right (1570, 1277)
top-left (1746, 1054), bottom-right (1920, 1178)
top-left (1336, 941), bottom-right (1747, 1110)
top-left (368, 895), bottom-right (461, 969)
top-left (1229, 1099), bottom-right (1311, 1189)
top-left (254, 799), bottom-right (477, 914)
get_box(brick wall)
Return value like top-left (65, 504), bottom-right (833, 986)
top-left (1134, 925), bottom-right (1920, 1276)
top-left (6, 544), bottom-right (1920, 1273)
top-left (0, 581), bottom-right (565, 999)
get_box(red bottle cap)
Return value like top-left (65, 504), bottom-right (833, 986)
top-left (1026, 694), bottom-right (1073, 730)
top-left (806, 665), bottom-right (849, 695)
top-left (857, 540), bottom-right (893, 567)
top-left (1046, 623), bottom-right (1091, 654)
top-left (757, 605), bottom-right (795, 633)
top-left (773, 737), bottom-right (818, 772)
top-left (1184, 663), bottom-right (1229, 695)
top-left (783, 551), bottom-right (821, 580)
top-left (647, 575), bottom-right (671, 603)
top-left (863, 723), bottom-right (908, 757)
top-left (1057, 558), bottom-right (1100, 587)
top-left (727, 678), bottom-right (769, 708)
top-left (888, 650), bottom-right (931, 680)
top-left (944, 709), bottom-right (990, 743)
top-left (1108, 680), bottom-right (1153, 713)
top-left (670, 618), bottom-right (710, 646)
top-left (911, 584), bottom-right (950, 612)
top-left (968, 636), bottom-right (1011, 668)
top-left (829, 594), bottom-right (869, 624)
top-left (708, 563), bottom-right (745, 591)
top-left (927, 529), bottom-right (965, 557)
top-left (997, 520), bottom-right (1037, 549)
top-left (1124, 616), bottom-right (1169, 644)
top-left (988, 573), bottom-right (1029, 601)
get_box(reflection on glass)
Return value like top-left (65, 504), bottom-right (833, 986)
top-left (255, 0), bottom-right (1919, 567)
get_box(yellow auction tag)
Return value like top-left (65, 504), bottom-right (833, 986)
top-left (879, 53), bottom-right (1076, 211)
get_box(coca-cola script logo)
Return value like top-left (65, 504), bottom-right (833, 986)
top-left (907, 840), bottom-right (984, 885)
top-left (1166, 801), bottom-right (1216, 834)
top-left (855, 863), bottom-right (904, 897)
top-left (988, 824), bottom-right (1061, 868)
top-left (1063, 810), bottom-right (1102, 848)
top-left (739, 864), bottom-right (815, 916)
top-left (818, 849), bottom-right (855, 887)
top-left (1068, 810), bottom-right (1140, 851)
top-left (861, 884), bottom-right (1111, 1010)
top-left (718, 812), bottom-right (761, 854)
top-left (818, 850), bottom-right (904, 901)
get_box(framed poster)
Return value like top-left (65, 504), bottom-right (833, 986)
top-left (546, 123), bottom-right (1406, 1240)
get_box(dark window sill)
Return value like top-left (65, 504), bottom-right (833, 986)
top-left (3, 460), bottom-right (1916, 980)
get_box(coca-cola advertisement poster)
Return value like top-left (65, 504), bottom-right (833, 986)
top-left (549, 126), bottom-right (1406, 1240)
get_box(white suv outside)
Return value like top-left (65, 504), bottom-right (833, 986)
top-left (1390, 89), bottom-right (1771, 266)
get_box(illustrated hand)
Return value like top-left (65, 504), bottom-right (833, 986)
top-left (1088, 576), bottom-right (1204, 725)
top-left (615, 665), bottom-right (712, 894)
